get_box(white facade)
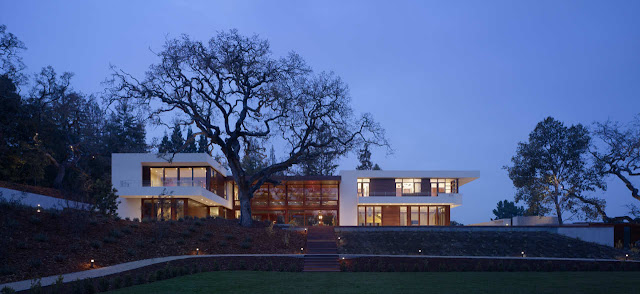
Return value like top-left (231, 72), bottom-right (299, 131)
top-left (113, 153), bottom-right (480, 225)
top-left (112, 153), bottom-right (232, 219)
top-left (339, 170), bottom-right (480, 226)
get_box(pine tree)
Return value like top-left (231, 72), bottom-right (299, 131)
top-left (356, 143), bottom-right (374, 170)
top-left (169, 123), bottom-right (184, 152)
top-left (158, 132), bottom-right (171, 153)
top-left (184, 127), bottom-right (197, 153)
top-left (197, 135), bottom-right (209, 154)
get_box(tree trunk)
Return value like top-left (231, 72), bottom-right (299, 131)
top-left (53, 163), bottom-right (66, 190)
top-left (238, 190), bottom-right (253, 227)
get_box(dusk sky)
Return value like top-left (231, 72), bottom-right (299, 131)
top-left (2, 0), bottom-right (640, 224)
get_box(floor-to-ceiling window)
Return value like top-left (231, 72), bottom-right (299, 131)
top-left (359, 206), bottom-right (382, 226)
top-left (357, 178), bottom-right (370, 197)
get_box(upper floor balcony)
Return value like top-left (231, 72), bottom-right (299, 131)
top-left (116, 179), bottom-right (231, 209)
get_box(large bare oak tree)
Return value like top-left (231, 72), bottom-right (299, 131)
top-left (108, 30), bottom-right (387, 227)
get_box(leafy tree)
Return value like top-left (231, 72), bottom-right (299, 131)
top-left (184, 128), bottom-right (198, 152)
top-left (591, 116), bottom-right (640, 223)
top-left (373, 163), bottom-right (381, 170)
top-left (91, 178), bottom-right (119, 216)
top-left (298, 128), bottom-right (340, 175)
top-left (28, 66), bottom-right (104, 192)
top-left (504, 117), bottom-right (605, 224)
top-left (449, 220), bottom-right (464, 226)
top-left (0, 25), bottom-right (27, 85)
top-left (240, 138), bottom-right (267, 177)
top-left (492, 199), bottom-right (525, 220)
top-left (108, 30), bottom-right (387, 226)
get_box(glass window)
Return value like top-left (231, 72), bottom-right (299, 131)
top-left (306, 185), bottom-right (322, 206)
top-left (288, 184), bottom-right (304, 206)
top-left (322, 185), bottom-right (338, 206)
top-left (396, 179), bottom-right (422, 195)
top-left (164, 168), bottom-right (178, 186)
top-left (175, 199), bottom-right (185, 220)
top-left (419, 206), bottom-right (428, 226)
top-left (150, 168), bottom-right (163, 187)
top-left (438, 206), bottom-right (447, 226)
top-left (179, 168), bottom-right (192, 186)
top-left (410, 207), bottom-right (419, 226)
top-left (429, 206), bottom-right (436, 226)
top-left (209, 206), bottom-right (219, 217)
top-left (270, 185), bottom-right (286, 207)
top-left (358, 206), bottom-right (365, 226)
top-left (235, 210), bottom-right (241, 219)
top-left (400, 206), bottom-right (407, 226)
top-left (161, 199), bottom-right (172, 220)
top-left (142, 199), bottom-right (154, 220)
top-left (357, 179), bottom-right (370, 197)
top-left (395, 182), bottom-right (402, 196)
top-left (374, 206), bottom-right (382, 226)
top-left (193, 167), bottom-right (207, 188)
top-left (366, 206), bottom-right (374, 226)
top-left (253, 185), bottom-right (269, 207)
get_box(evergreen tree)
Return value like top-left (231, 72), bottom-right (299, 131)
top-left (197, 134), bottom-right (209, 154)
top-left (103, 101), bottom-right (146, 153)
top-left (158, 132), bottom-right (171, 153)
top-left (492, 199), bottom-right (526, 220)
top-left (356, 143), bottom-right (380, 170)
top-left (184, 127), bottom-right (197, 152)
top-left (169, 123), bottom-right (184, 152)
top-left (240, 138), bottom-right (267, 177)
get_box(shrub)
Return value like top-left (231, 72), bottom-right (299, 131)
top-left (212, 261), bottom-right (220, 271)
top-left (0, 265), bottom-right (16, 276)
top-left (121, 227), bottom-right (132, 234)
top-left (28, 258), bottom-right (42, 268)
top-left (240, 241), bottom-right (252, 249)
top-left (238, 261), bottom-right (246, 270)
top-left (54, 254), bottom-right (66, 263)
top-left (133, 218), bottom-right (140, 222)
top-left (109, 229), bottom-right (123, 238)
top-left (135, 274), bottom-right (146, 285)
top-left (147, 273), bottom-right (156, 283)
top-left (155, 269), bottom-right (164, 281)
top-left (125, 217), bottom-right (130, 221)
top-left (180, 230), bottom-right (191, 237)
top-left (103, 236), bottom-right (116, 244)
top-left (97, 278), bottom-right (109, 292)
top-left (112, 276), bottom-right (123, 289)
top-left (69, 243), bottom-right (80, 253)
top-left (124, 274), bottom-right (133, 287)
top-left (89, 219), bottom-right (98, 226)
top-left (244, 236), bottom-right (253, 243)
top-left (289, 263), bottom-right (298, 272)
top-left (178, 218), bottom-right (184, 222)
top-left (194, 220), bottom-right (203, 226)
top-left (28, 215), bottom-right (41, 225)
top-left (188, 226), bottom-right (197, 233)
top-left (127, 248), bottom-right (137, 257)
top-left (199, 236), bottom-right (209, 242)
top-left (135, 240), bottom-right (145, 248)
top-left (170, 267), bottom-right (178, 278)
top-left (0, 287), bottom-right (16, 294)
top-left (224, 234), bottom-right (235, 240)
top-left (218, 240), bottom-right (228, 247)
top-left (176, 238), bottom-right (186, 245)
top-left (52, 275), bottom-right (64, 294)
top-left (16, 241), bottom-right (28, 250)
top-left (82, 278), bottom-right (95, 294)
top-left (204, 231), bottom-right (213, 237)
top-left (90, 240), bottom-right (102, 249)
top-left (29, 278), bottom-right (42, 294)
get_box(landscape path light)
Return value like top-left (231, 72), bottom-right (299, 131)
top-left (625, 254), bottom-right (629, 261)
top-left (521, 251), bottom-right (525, 258)
top-left (196, 248), bottom-right (200, 255)
top-left (418, 249), bottom-right (422, 255)
top-left (301, 247), bottom-right (304, 254)
top-left (90, 259), bottom-right (94, 268)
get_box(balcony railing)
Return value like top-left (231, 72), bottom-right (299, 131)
top-left (119, 180), bottom-right (207, 188)
top-left (359, 192), bottom-right (458, 197)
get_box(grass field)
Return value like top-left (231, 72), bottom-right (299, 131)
top-left (107, 271), bottom-right (640, 294)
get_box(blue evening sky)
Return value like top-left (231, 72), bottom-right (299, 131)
top-left (2, 0), bottom-right (639, 224)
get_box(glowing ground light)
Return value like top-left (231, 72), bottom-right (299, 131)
top-left (90, 259), bottom-right (94, 268)
top-left (521, 251), bottom-right (525, 257)
top-left (196, 248), bottom-right (200, 255)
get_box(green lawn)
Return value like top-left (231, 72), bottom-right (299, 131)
top-left (108, 271), bottom-right (640, 294)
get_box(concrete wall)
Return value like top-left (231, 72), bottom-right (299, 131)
top-left (471, 216), bottom-right (559, 227)
top-left (0, 187), bottom-right (90, 210)
top-left (558, 226), bottom-right (613, 247)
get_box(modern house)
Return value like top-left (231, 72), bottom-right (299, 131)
top-left (112, 153), bottom-right (479, 226)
